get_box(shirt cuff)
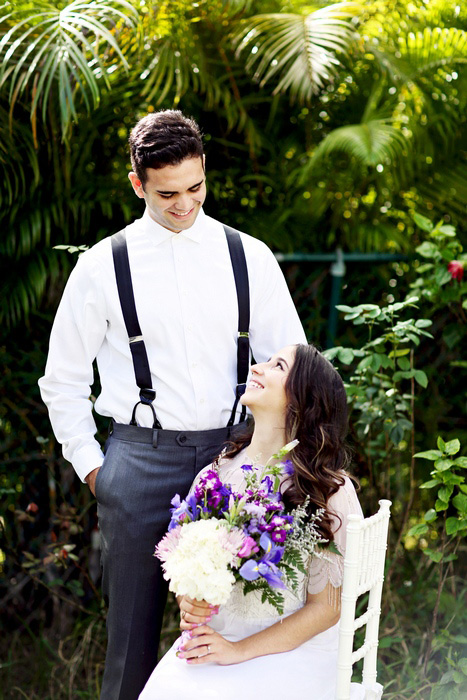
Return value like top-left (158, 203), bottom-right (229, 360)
top-left (72, 444), bottom-right (105, 483)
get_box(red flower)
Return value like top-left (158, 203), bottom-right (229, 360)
top-left (26, 502), bottom-right (39, 514)
top-left (448, 260), bottom-right (464, 281)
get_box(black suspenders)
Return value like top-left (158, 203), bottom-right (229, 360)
top-left (111, 225), bottom-right (250, 429)
top-left (224, 225), bottom-right (249, 427)
top-left (111, 230), bottom-right (162, 429)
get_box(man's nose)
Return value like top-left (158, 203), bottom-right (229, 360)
top-left (174, 193), bottom-right (194, 210)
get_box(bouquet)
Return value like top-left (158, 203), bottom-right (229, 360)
top-left (155, 440), bottom-right (327, 615)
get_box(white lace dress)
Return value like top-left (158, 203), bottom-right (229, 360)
top-left (139, 451), bottom-right (367, 700)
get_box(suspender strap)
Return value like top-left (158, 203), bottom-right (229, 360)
top-left (110, 225), bottom-right (250, 431)
top-left (224, 225), bottom-right (251, 427)
top-left (111, 230), bottom-right (162, 429)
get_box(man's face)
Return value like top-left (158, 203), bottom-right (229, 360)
top-left (129, 157), bottom-right (206, 232)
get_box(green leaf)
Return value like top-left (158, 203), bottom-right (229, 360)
top-left (337, 348), bottom-right (354, 364)
top-left (438, 486), bottom-right (454, 503)
top-left (434, 459), bottom-right (454, 472)
top-left (424, 549), bottom-right (443, 563)
top-left (452, 493), bottom-right (467, 515)
top-left (407, 523), bottom-right (428, 536)
top-left (420, 479), bottom-right (441, 489)
top-left (435, 499), bottom-right (449, 511)
top-left (446, 517), bottom-right (461, 535)
top-left (415, 319), bottom-right (433, 329)
top-left (437, 436), bottom-right (446, 451)
top-left (388, 348), bottom-right (411, 358)
top-left (414, 370), bottom-right (428, 388)
top-left (424, 508), bottom-right (437, 523)
top-left (445, 439), bottom-right (461, 456)
top-left (415, 450), bottom-right (442, 461)
top-left (455, 457), bottom-right (467, 468)
top-left (390, 423), bottom-right (404, 446)
top-left (397, 357), bottom-right (411, 370)
top-left (413, 212), bottom-right (433, 232)
top-left (435, 266), bottom-right (452, 286)
top-left (357, 355), bottom-right (374, 370)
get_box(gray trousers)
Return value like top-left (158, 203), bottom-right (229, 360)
top-left (95, 421), bottom-right (230, 700)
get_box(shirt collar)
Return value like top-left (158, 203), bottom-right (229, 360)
top-left (142, 207), bottom-right (206, 246)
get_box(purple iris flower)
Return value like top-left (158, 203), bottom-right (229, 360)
top-left (239, 559), bottom-right (286, 589)
top-left (168, 492), bottom-right (199, 530)
top-left (241, 463), bottom-right (253, 472)
top-left (282, 459), bottom-right (294, 476)
top-left (261, 476), bottom-right (274, 494)
top-left (238, 531), bottom-right (286, 588)
top-left (259, 532), bottom-right (284, 563)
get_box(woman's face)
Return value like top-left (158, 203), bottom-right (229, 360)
top-left (241, 345), bottom-right (296, 417)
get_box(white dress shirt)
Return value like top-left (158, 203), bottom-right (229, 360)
top-left (39, 208), bottom-right (306, 482)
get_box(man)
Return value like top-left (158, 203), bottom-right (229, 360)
top-left (39, 110), bottom-right (306, 699)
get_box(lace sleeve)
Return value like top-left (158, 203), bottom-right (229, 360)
top-left (307, 475), bottom-right (363, 599)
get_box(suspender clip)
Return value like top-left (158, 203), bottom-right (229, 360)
top-left (139, 388), bottom-right (156, 405)
top-left (236, 383), bottom-right (247, 398)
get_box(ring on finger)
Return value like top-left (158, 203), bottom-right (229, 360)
top-left (207, 645), bottom-right (211, 653)
top-left (181, 610), bottom-right (186, 620)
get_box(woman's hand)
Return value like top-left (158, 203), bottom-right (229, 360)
top-left (177, 625), bottom-right (245, 666)
top-left (178, 595), bottom-right (219, 631)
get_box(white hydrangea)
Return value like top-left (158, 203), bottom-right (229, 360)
top-left (162, 518), bottom-right (237, 605)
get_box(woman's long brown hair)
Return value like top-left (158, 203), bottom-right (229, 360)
top-left (221, 344), bottom-right (352, 543)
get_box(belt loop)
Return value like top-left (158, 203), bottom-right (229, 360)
top-left (152, 429), bottom-right (158, 448)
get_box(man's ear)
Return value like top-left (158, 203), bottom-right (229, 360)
top-left (128, 171), bottom-right (145, 199)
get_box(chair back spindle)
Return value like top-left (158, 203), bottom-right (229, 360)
top-left (335, 499), bottom-right (391, 700)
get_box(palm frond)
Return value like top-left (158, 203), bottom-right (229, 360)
top-left (0, 247), bottom-right (63, 327)
top-left (304, 119), bottom-right (407, 175)
top-left (0, 0), bottom-right (139, 139)
top-left (0, 101), bottom-right (39, 206)
top-left (398, 26), bottom-right (467, 76)
top-left (233, 2), bottom-right (361, 102)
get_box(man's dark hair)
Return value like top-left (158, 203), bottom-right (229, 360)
top-left (129, 110), bottom-right (204, 186)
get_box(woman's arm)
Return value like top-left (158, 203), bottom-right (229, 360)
top-left (178, 582), bottom-right (340, 666)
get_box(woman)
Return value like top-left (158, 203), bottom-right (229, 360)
top-left (139, 344), bottom-right (364, 700)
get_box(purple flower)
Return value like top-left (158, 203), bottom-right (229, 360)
top-left (238, 558), bottom-right (261, 581)
top-left (259, 532), bottom-right (284, 564)
top-left (257, 561), bottom-right (287, 588)
top-left (238, 558), bottom-right (286, 589)
top-left (271, 529), bottom-right (288, 544)
top-left (282, 459), bottom-right (294, 476)
top-left (168, 493), bottom-right (199, 530)
top-left (241, 463), bottom-right (253, 472)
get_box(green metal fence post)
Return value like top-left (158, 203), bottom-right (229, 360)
top-left (327, 247), bottom-right (346, 348)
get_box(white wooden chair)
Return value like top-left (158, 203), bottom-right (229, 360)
top-left (335, 499), bottom-right (392, 700)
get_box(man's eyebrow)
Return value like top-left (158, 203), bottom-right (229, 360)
top-left (155, 179), bottom-right (204, 195)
